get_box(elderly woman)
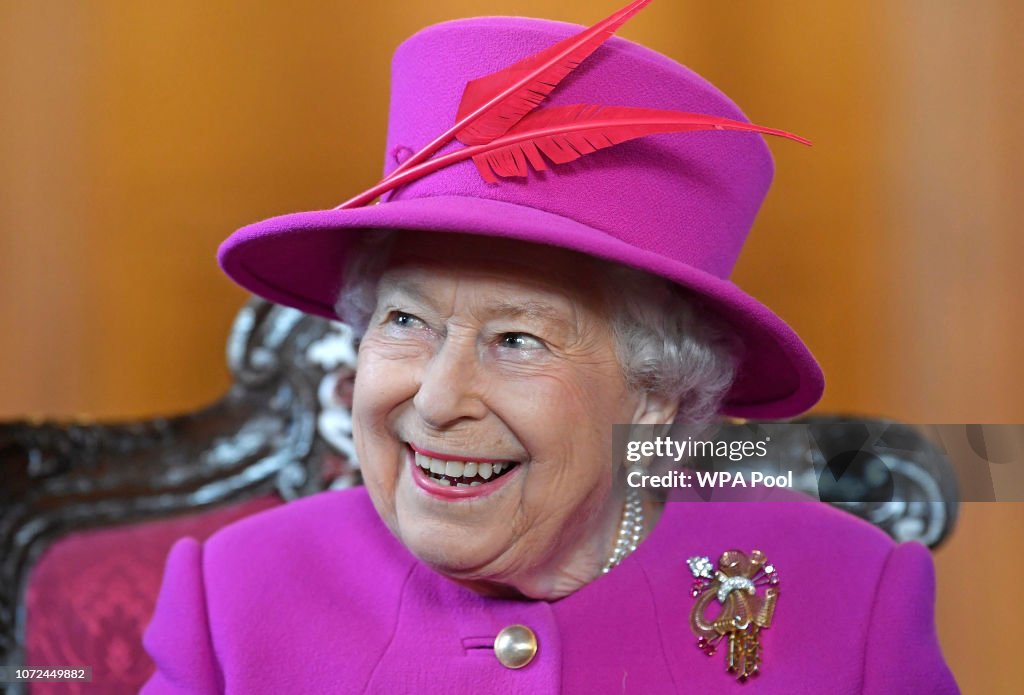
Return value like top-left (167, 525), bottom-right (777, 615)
top-left (143, 3), bottom-right (957, 693)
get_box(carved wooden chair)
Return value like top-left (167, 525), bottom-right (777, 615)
top-left (0, 298), bottom-right (959, 694)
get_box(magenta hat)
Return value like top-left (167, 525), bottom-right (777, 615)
top-left (218, 11), bottom-right (824, 419)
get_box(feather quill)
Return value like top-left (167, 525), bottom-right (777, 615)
top-left (336, 105), bottom-right (809, 207)
top-left (455, 0), bottom-right (653, 145)
top-left (471, 104), bottom-right (810, 183)
top-left (384, 0), bottom-right (652, 182)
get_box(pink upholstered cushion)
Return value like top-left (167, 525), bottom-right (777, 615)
top-left (24, 496), bottom-right (282, 694)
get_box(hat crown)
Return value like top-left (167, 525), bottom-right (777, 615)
top-left (383, 17), bottom-right (774, 279)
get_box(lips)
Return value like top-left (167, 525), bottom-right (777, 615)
top-left (405, 442), bottom-right (522, 499)
top-left (412, 450), bottom-right (518, 487)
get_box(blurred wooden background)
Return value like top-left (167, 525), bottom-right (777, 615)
top-left (1, 1), bottom-right (1020, 691)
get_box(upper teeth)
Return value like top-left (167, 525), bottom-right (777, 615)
top-left (414, 452), bottom-right (510, 480)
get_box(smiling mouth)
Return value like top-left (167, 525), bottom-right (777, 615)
top-left (409, 447), bottom-right (520, 488)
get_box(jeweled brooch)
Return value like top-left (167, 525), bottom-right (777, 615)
top-left (687, 549), bottom-right (779, 681)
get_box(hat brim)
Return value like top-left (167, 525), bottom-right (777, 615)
top-left (219, 195), bottom-right (824, 419)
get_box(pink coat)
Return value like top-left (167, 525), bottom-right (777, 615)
top-left (142, 487), bottom-right (957, 693)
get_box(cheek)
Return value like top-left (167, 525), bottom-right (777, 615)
top-left (498, 367), bottom-right (629, 484)
top-left (507, 364), bottom-right (631, 441)
top-left (352, 348), bottom-right (419, 505)
top-left (353, 344), bottom-right (419, 424)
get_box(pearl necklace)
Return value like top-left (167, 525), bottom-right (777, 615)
top-left (602, 488), bottom-right (645, 573)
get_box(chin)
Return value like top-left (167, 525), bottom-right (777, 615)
top-left (404, 533), bottom-right (502, 575)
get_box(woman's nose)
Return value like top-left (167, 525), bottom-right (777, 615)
top-left (413, 337), bottom-right (488, 428)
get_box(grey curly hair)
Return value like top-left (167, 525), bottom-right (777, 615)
top-left (334, 232), bottom-right (739, 424)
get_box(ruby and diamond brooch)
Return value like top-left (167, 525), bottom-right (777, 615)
top-left (687, 549), bottom-right (780, 681)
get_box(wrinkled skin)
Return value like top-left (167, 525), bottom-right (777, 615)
top-left (353, 232), bottom-right (677, 599)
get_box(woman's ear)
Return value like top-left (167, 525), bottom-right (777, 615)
top-left (621, 393), bottom-right (677, 474)
top-left (631, 391), bottom-right (679, 427)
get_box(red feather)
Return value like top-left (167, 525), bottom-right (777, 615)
top-left (455, 0), bottom-right (653, 146)
top-left (383, 0), bottom-right (652, 182)
top-left (471, 105), bottom-right (812, 183)
top-left (336, 106), bottom-right (809, 208)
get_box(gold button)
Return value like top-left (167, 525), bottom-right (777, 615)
top-left (494, 624), bottom-right (538, 669)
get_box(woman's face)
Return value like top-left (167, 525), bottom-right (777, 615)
top-left (352, 232), bottom-right (666, 598)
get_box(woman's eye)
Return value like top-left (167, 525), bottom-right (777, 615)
top-left (388, 311), bottom-right (425, 329)
top-left (498, 332), bottom-right (545, 350)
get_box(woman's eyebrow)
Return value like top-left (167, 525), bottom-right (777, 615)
top-left (378, 278), bottom-right (575, 328)
top-left (488, 300), bottom-right (574, 327)
top-left (376, 278), bottom-right (433, 305)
